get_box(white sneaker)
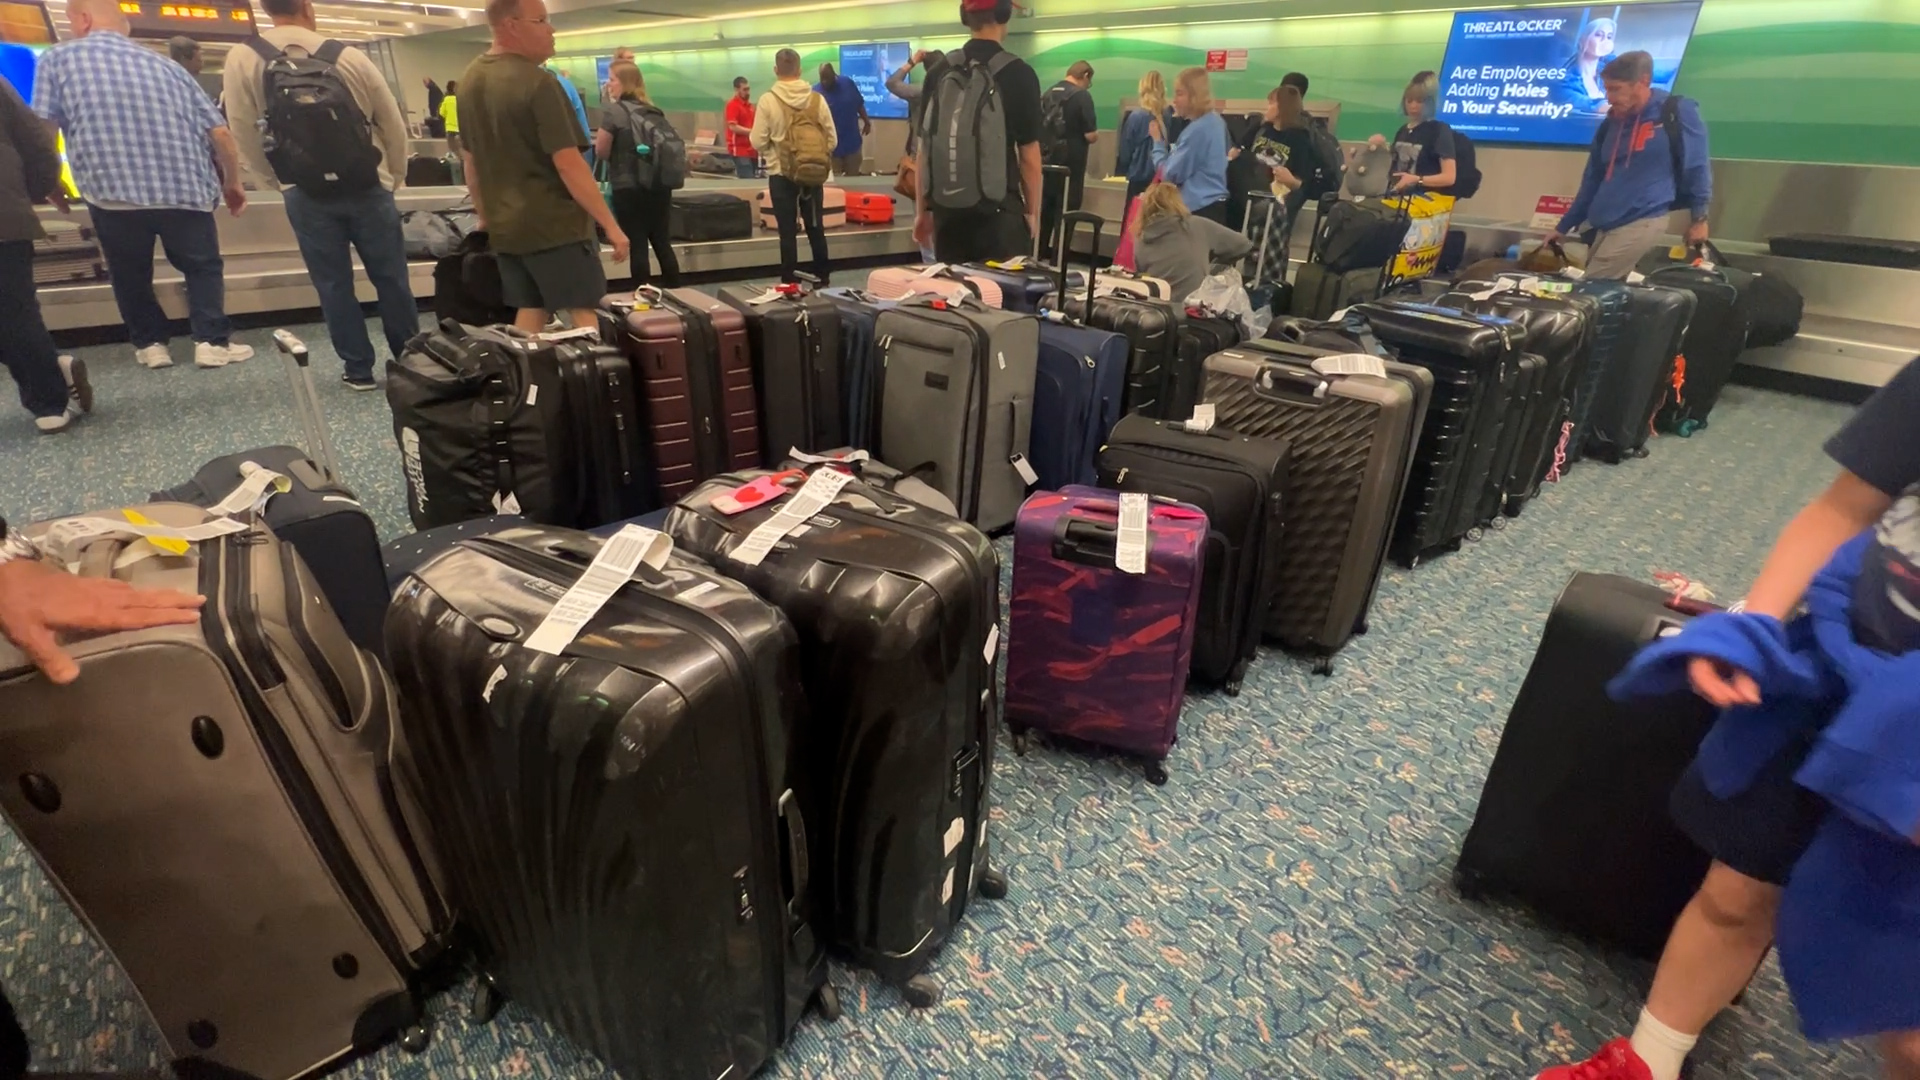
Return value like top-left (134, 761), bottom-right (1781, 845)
top-left (223, 342), bottom-right (254, 362)
top-left (34, 411), bottom-right (73, 434)
top-left (194, 341), bottom-right (230, 368)
top-left (135, 344), bottom-right (173, 369)
top-left (58, 355), bottom-right (93, 414)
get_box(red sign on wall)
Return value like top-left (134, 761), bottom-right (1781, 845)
top-left (1530, 195), bottom-right (1575, 230)
top-left (1205, 49), bottom-right (1249, 73)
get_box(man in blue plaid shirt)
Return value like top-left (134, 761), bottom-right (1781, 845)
top-left (34, 0), bottom-right (252, 372)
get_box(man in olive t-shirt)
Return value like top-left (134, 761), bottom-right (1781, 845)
top-left (460, 0), bottom-right (627, 331)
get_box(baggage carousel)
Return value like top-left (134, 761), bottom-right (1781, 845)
top-left (37, 175), bottom-right (922, 334)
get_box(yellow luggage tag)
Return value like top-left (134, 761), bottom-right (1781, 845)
top-left (121, 508), bottom-right (190, 556)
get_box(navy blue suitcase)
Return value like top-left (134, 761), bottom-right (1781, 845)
top-left (1031, 212), bottom-right (1130, 489)
top-left (819, 287), bottom-right (897, 452)
top-left (963, 261), bottom-right (1088, 314)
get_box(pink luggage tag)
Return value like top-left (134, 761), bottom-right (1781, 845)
top-left (711, 470), bottom-right (804, 515)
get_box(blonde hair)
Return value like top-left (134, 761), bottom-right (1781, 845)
top-left (610, 60), bottom-right (649, 104)
top-left (1176, 67), bottom-right (1213, 114)
top-left (1137, 71), bottom-right (1167, 118)
top-left (1133, 181), bottom-right (1188, 235)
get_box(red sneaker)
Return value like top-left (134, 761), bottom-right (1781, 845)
top-left (1534, 1039), bottom-right (1655, 1080)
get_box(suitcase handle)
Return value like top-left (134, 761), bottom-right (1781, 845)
top-left (1053, 517), bottom-right (1120, 567)
top-left (1253, 362), bottom-right (1331, 403)
top-left (1034, 164), bottom-right (1073, 261)
top-left (1055, 210), bottom-right (1105, 314)
top-left (776, 788), bottom-right (810, 922)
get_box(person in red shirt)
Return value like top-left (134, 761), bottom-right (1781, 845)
top-left (724, 76), bottom-right (758, 179)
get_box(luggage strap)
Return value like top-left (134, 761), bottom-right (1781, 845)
top-left (486, 373), bottom-right (520, 514)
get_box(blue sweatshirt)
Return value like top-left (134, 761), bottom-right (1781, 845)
top-left (1152, 109), bottom-right (1229, 213)
top-left (1557, 89), bottom-right (1712, 234)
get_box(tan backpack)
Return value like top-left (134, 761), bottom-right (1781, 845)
top-left (777, 93), bottom-right (833, 186)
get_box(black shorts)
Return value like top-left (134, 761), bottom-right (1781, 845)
top-left (932, 207), bottom-right (1032, 265)
top-left (496, 239), bottom-right (607, 313)
top-left (1670, 737), bottom-right (1830, 887)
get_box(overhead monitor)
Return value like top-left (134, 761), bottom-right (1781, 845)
top-left (118, 0), bottom-right (259, 44)
top-left (838, 41), bottom-right (909, 121)
top-left (1437, 2), bottom-right (1704, 146)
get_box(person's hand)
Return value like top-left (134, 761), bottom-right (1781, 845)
top-left (1686, 218), bottom-right (1710, 246)
top-left (913, 212), bottom-right (933, 248)
top-left (911, 49), bottom-right (926, 66)
top-left (222, 184), bottom-right (247, 216)
top-left (45, 190), bottom-right (70, 214)
top-left (1226, 146), bottom-right (1241, 162)
top-left (1148, 117), bottom-right (1164, 142)
top-left (1273, 165), bottom-right (1299, 188)
top-left (0, 559), bottom-right (204, 685)
top-left (1391, 172), bottom-right (1418, 193)
top-left (1544, 230), bottom-right (1566, 247)
top-left (1687, 656), bottom-right (1763, 709)
top-left (861, 117), bottom-right (872, 137)
top-left (1367, 133), bottom-right (1388, 150)
top-left (607, 227), bottom-right (631, 263)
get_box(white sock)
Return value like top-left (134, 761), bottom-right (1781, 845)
top-left (1629, 1008), bottom-right (1698, 1080)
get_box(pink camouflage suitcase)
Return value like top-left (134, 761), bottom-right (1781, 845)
top-left (865, 264), bottom-right (1006, 308)
top-left (1004, 485), bottom-right (1207, 785)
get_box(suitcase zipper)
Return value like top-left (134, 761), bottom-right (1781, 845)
top-left (203, 534), bottom-right (412, 974)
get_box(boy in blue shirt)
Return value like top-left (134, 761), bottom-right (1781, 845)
top-left (1538, 355), bottom-right (1920, 1080)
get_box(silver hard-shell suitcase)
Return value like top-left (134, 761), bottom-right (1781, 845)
top-left (0, 504), bottom-right (447, 1080)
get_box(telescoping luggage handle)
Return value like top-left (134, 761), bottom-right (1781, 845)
top-left (1242, 190), bottom-right (1291, 289)
top-left (272, 330), bottom-right (345, 487)
top-left (1032, 164), bottom-right (1073, 262)
top-left (1046, 209), bottom-right (1106, 322)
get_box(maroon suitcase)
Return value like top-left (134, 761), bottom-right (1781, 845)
top-left (601, 286), bottom-right (763, 500)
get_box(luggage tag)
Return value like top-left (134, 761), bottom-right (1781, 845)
top-left (1010, 453), bottom-right (1038, 486)
top-left (730, 468), bottom-right (856, 566)
top-left (523, 524), bottom-right (674, 655)
top-left (41, 512), bottom-right (250, 571)
top-left (1115, 493), bottom-right (1150, 575)
top-left (1311, 353), bottom-right (1389, 379)
top-left (538, 326), bottom-right (600, 343)
top-left (208, 461), bottom-right (292, 518)
top-left (711, 470), bottom-right (804, 515)
top-left (1625, 271), bottom-right (1646, 285)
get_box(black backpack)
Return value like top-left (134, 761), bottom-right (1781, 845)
top-left (247, 39), bottom-right (381, 197)
top-left (1039, 83), bottom-right (1076, 166)
top-left (1302, 115), bottom-right (1344, 199)
top-left (1447, 127), bottom-right (1483, 199)
top-left (611, 100), bottom-right (688, 192)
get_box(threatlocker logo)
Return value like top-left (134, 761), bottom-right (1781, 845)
top-left (401, 427), bottom-right (427, 513)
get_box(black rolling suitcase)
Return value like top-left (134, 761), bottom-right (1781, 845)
top-left (1055, 285), bottom-right (1188, 419)
top-left (153, 331), bottom-right (389, 659)
top-left (1455, 573), bottom-right (1719, 961)
top-left (550, 337), bottom-right (659, 527)
top-left (1346, 303), bottom-right (1523, 566)
top-left (670, 192), bottom-right (755, 241)
top-left (386, 523), bottom-right (838, 1076)
top-left (1289, 195), bottom-right (1404, 320)
top-left (1199, 340), bottom-right (1426, 670)
top-left (1646, 263), bottom-right (1751, 436)
top-left (1174, 314), bottom-right (1242, 421)
top-left (665, 467), bottom-right (1008, 1009)
top-left (718, 285), bottom-right (847, 460)
top-left (1096, 414), bottom-right (1289, 693)
top-left (404, 153), bottom-right (453, 187)
top-left (1582, 283), bottom-right (1693, 464)
top-left (386, 322), bottom-right (581, 530)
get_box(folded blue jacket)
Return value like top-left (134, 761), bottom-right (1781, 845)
top-left (1607, 533), bottom-right (1920, 1039)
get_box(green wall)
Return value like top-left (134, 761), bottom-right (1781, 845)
top-left (548, 0), bottom-right (1920, 166)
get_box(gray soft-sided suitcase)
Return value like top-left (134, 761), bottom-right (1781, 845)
top-left (872, 297), bottom-right (1040, 532)
top-left (0, 504), bottom-right (447, 1080)
top-left (1200, 343), bottom-right (1424, 670)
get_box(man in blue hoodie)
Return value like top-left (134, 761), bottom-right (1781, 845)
top-left (1546, 50), bottom-right (1711, 280)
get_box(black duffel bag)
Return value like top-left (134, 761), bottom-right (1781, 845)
top-left (1316, 198), bottom-right (1407, 275)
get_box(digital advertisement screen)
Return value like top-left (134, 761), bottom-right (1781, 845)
top-left (838, 42), bottom-right (909, 121)
top-left (1437, 1), bottom-right (1703, 146)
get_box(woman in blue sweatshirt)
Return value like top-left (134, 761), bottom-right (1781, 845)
top-left (1545, 50), bottom-right (1712, 281)
top-left (1116, 70), bottom-right (1171, 215)
top-left (1151, 67), bottom-right (1231, 224)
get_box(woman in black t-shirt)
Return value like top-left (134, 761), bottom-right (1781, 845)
top-left (1374, 71), bottom-right (1457, 196)
top-left (1245, 84), bottom-right (1325, 218)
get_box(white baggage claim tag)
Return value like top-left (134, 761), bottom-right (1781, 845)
top-left (1184, 403), bottom-right (1216, 433)
top-left (1311, 353), bottom-right (1389, 379)
top-left (208, 462), bottom-right (291, 517)
top-left (1115, 493), bottom-right (1150, 575)
top-left (730, 468), bottom-right (855, 567)
top-left (523, 525), bottom-right (673, 655)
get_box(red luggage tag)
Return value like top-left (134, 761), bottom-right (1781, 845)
top-left (711, 470), bottom-right (804, 515)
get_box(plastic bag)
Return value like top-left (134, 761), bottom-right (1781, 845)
top-left (1186, 267), bottom-right (1269, 340)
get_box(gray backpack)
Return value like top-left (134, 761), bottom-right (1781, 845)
top-left (922, 51), bottom-right (1019, 212)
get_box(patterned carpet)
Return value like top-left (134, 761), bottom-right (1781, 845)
top-left (0, 313), bottom-right (1884, 1079)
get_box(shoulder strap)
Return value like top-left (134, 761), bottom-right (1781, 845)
top-left (1663, 95), bottom-right (1684, 184)
top-left (987, 51), bottom-right (1018, 77)
top-left (243, 37), bottom-right (282, 64)
top-left (313, 40), bottom-right (348, 66)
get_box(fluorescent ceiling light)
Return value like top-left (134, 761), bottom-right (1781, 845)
top-left (555, 0), bottom-right (897, 39)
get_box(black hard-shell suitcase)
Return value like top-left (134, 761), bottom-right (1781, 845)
top-left (665, 469), bottom-right (1007, 1008)
top-left (1646, 264), bottom-right (1750, 436)
top-left (1569, 279), bottom-right (1634, 463)
top-left (1583, 283), bottom-right (1694, 464)
top-left (386, 323), bottom-right (580, 530)
top-left (1455, 573), bottom-right (1718, 961)
top-left (1056, 288), bottom-right (1187, 419)
top-left (550, 338), bottom-right (658, 527)
top-left (385, 524), bottom-right (838, 1076)
top-left (1481, 352), bottom-right (1543, 524)
top-left (1198, 340), bottom-right (1425, 670)
top-left (380, 514), bottom-right (525, 590)
top-left (154, 332), bottom-right (389, 658)
top-left (670, 192), bottom-right (755, 242)
top-left (1096, 415), bottom-right (1289, 692)
top-left (404, 154), bottom-right (453, 187)
top-left (1174, 314), bottom-right (1242, 423)
top-left (718, 285), bottom-right (847, 460)
top-left (1348, 303), bottom-right (1523, 566)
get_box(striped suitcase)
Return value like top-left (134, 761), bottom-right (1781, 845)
top-left (865, 264), bottom-right (1005, 308)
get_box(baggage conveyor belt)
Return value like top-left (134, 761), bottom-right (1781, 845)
top-left (37, 176), bottom-right (922, 334)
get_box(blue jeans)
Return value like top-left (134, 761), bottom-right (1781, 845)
top-left (734, 155), bottom-right (758, 180)
top-left (284, 186), bottom-right (418, 380)
top-left (88, 205), bottom-right (228, 348)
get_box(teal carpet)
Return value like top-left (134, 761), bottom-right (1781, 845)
top-left (0, 315), bottom-right (1882, 1078)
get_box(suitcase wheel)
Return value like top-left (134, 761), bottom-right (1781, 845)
top-left (903, 975), bottom-right (942, 1009)
top-left (1452, 865), bottom-right (1486, 901)
top-left (398, 1022), bottom-right (431, 1054)
top-left (468, 972), bottom-right (505, 1024)
top-left (1144, 760), bottom-right (1169, 786)
top-left (1678, 419), bottom-right (1705, 437)
top-left (1312, 656), bottom-right (1335, 678)
top-left (977, 866), bottom-right (1009, 901)
top-left (1008, 722), bottom-right (1033, 756)
top-left (813, 982), bottom-right (843, 1022)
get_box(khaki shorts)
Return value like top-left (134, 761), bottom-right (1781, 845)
top-left (833, 153), bottom-right (866, 177)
